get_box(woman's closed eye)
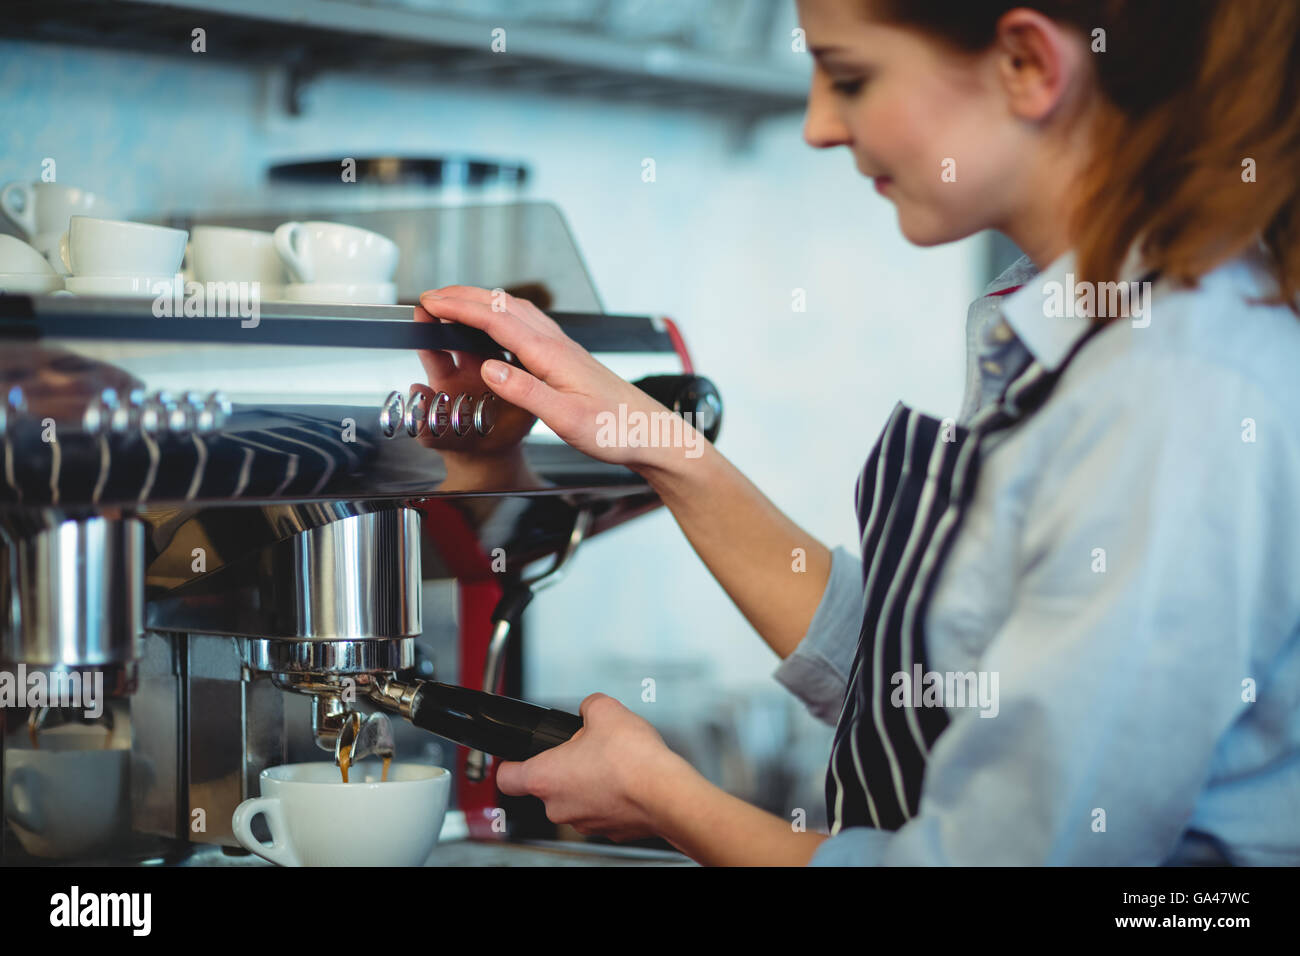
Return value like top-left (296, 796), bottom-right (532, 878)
top-left (831, 77), bottom-right (867, 97)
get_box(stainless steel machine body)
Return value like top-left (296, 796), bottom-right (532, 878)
top-left (0, 202), bottom-right (713, 863)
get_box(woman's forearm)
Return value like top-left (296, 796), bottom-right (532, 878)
top-left (632, 436), bottom-right (833, 661)
top-left (641, 751), bottom-right (828, 866)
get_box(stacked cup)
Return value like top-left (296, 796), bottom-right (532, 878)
top-left (274, 221), bottom-right (400, 305)
top-left (186, 225), bottom-right (289, 300)
top-left (58, 216), bottom-right (189, 298)
top-left (0, 235), bottom-right (64, 294)
top-left (0, 181), bottom-right (114, 276)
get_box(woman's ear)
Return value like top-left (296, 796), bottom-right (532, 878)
top-left (995, 8), bottom-right (1090, 122)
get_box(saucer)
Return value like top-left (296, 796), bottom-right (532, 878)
top-left (0, 272), bottom-right (64, 294)
top-left (64, 274), bottom-right (182, 298)
top-left (196, 281), bottom-right (285, 302)
top-left (279, 281), bottom-right (397, 305)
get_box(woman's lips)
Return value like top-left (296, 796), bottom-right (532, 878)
top-left (874, 176), bottom-right (894, 195)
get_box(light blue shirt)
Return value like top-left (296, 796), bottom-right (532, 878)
top-left (775, 245), bottom-right (1300, 865)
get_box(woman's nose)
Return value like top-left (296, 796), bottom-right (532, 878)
top-left (802, 79), bottom-right (852, 149)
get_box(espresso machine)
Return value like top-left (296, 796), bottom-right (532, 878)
top-left (0, 201), bottom-right (722, 864)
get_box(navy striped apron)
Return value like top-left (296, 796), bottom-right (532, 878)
top-left (825, 309), bottom-right (1112, 835)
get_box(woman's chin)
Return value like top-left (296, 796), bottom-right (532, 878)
top-left (895, 210), bottom-right (978, 248)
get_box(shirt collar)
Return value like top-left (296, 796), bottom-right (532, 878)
top-left (998, 243), bottom-right (1151, 371)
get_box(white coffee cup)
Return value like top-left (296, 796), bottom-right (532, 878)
top-left (273, 221), bottom-right (399, 284)
top-left (0, 234), bottom-right (59, 276)
top-left (4, 731), bottom-right (129, 859)
top-left (231, 761), bottom-right (450, 867)
top-left (0, 182), bottom-right (112, 240)
top-left (188, 225), bottom-right (288, 290)
top-left (59, 216), bottom-right (188, 278)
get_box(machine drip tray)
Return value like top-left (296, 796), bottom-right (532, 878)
top-left (166, 830), bottom-right (695, 867)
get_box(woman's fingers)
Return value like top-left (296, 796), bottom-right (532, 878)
top-left (508, 295), bottom-right (568, 339)
top-left (424, 285), bottom-right (560, 339)
top-left (495, 759), bottom-right (527, 796)
top-left (480, 357), bottom-right (569, 427)
top-left (420, 293), bottom-right (564, 382)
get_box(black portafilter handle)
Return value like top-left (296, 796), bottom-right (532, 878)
top-left (390, 680), bottom-right (583, 762)
top-left (631, 373), bottom-right (723, 444)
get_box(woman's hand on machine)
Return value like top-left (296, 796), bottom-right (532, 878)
top-left (495, 692), bottom-right (692, 843)
top-left (417, 286), bottom-right (675, 471)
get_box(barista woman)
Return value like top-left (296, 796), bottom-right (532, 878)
top-left (418, 0), bottom-right (1300, 865)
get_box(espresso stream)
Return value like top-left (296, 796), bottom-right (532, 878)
top-left (338, 713), bottom-right (391, 783)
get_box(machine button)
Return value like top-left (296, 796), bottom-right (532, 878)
top-left (428, 391), bottom-right (452, 437)
top-left (165, 394), bottom-right (190, 433)
top-left (694, 392), bottom-right (721, 434)
top-left (207, 390), bottom-right (232, 426)
top-left (451, 392), bottom-right (476, 436)
top-left (1, 385), bottom-right (26, 437)
top-left (405, 387), bottom-right (431, 438)
top-left (474, 392), bottom-right (497, 436)
top-left (180, 391), bottom-right (210, 433)
top-left (110, 389), bottom-right (145, 435)
top-left (81, 388), bottom-right (119, 437)
top-left (140, 391), bottom-right (175, 435)
top-left (379, 390), bottom-right (405, 439)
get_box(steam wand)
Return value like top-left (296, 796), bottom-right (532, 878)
top-left (465, 506), bottom-right (592, 780)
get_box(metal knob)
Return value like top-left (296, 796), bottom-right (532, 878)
top-left (110, 388), bottom-right (145, 435)
top-left (379, 390), bottom-right (405, 439)
top-left (451, 392), bottom-right (476, 436)
top-left (474, 392), bottom-right (497, 436)
top-left (405, 387), bottom-right (431, 438)
top-left (428, 391), bottom-right (452, 437)
top-left (164, 393), bottom-right (189, 433)
top-left (1, 385), bottom-right (26, 437)
top-left (177, 390), bottom-right (208, 433)
top-left (140, 391), bottom-right (172, 435)
top-left (207, 390), bottom-right (232, 421)
top-left (81, 388), bottom-right (119, 437)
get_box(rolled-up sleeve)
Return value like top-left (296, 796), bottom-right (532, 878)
top-left (772, 544), bottom-right (865, 726)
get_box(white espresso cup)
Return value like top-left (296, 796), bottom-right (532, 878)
top-left (0, 182), bottom-right (111, 240)
top-left (188, 225), bottom-right (287, 290)
top-left (59, 216), bottom-right (188, 278)
top-left (231, 761), bottom-right (450, 867)
top-left (0, 234), bottom-right (59, 275)
top-left (273, 220), bottom-right (399, 284)
top-left (4, 731), bottom-right (129, 859)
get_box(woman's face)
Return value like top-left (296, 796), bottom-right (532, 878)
top-left (796, 0), bottom-right (1047, 247)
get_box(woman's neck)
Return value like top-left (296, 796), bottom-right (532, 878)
top-left (999, 113), bottom-right (1096, 272)
top-left (998, 180), bottom-right (1076, 272)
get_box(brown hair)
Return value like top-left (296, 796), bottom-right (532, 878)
top-left (865, 0), bottom-right (1300, 317)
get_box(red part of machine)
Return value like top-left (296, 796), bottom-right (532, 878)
top-left (415, 499), bottom-right (507, 840)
